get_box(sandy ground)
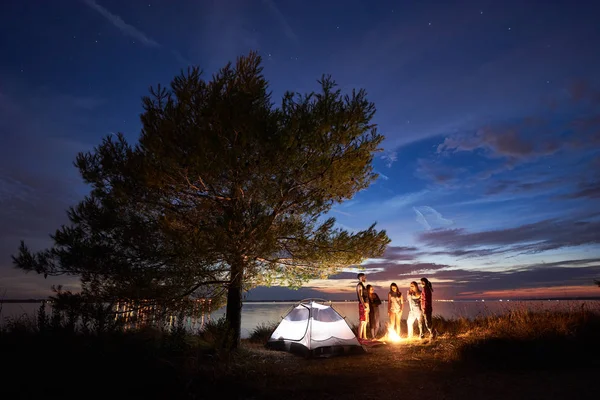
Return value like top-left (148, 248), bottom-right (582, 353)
top-left (205, 337), bottom-right (600, 400)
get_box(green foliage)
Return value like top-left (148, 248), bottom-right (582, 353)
top-left (1, 314), bottom-right (37, 335)
top-left (425, 302), bottom-right (600, 341)
top-left (198, 316), bottom-right (236, 350)
top-left (248, 321), bottom-right (279, 343)
top-left (12, 52), bottom-right (390, 349)
top-left (455, 309), bottom-right (600, 369)
top-left (0, 328), bottom-right (192, 399)
top-left (48, 285), bottom-right (122, 334)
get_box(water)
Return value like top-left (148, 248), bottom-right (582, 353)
top-left (2, 300), bottom-right (599, 339)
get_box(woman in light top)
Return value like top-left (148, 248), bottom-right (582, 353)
top-left (407, 281), bottom-right (424, 339)
top-left (387, 282), bottom-right (404, 337)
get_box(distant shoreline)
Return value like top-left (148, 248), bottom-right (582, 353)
top-left (1, 297), bottom-right (600, 303)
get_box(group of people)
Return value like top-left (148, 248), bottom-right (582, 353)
top-left (356, 273), bottom-right (437, 340)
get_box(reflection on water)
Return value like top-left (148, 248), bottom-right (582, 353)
top-left (113, 299), bottom-right (214, 332)
top-left (2, 299), bottom-right (599, 339)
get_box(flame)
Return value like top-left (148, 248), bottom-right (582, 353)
top-left (386, 326), bottom-right (402, 343)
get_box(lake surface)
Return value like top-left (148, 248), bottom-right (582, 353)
top-left (2, 299), bottom-right (599, 339)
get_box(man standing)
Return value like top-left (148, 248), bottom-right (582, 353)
top-left (356, 273), bottom-right (369, 340)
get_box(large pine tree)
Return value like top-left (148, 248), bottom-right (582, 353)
top-left (14, 52), bottom-right (390, 348)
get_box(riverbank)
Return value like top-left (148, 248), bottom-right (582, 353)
top-left (218, 338), bottom-right (599, 400)
top-left (4, 338), bottom-right (598, 400)
top-left (2, 308), bottom-right (599, 399)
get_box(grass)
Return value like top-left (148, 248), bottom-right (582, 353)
top-left (248, 321), bottom-right (279, 343)
top-left (2, 303), bottom-right (599, 399)
top-left (436, 305), bottom-right (600, 368)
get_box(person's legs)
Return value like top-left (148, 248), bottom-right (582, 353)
top-left (364, 312), bottom-right (369, 338)
top-left (360, 319), bottom-right (368, 339)
top-left (389, 312), bottom-right (395, 333)
top-left (395, 313), bottom-right (401, 336)
top-left (369, 311), bottom-right (377, 338)
top-left (407, 312), bottom-right (415, 338)
top-left (417, 312), bottom-right (424, 338)
top-left (361, 322), bottom-right (365, 339)
top-left (358, 303), bottom-right (367, 339)
top-left (423, 310), bottom-right (435, 338)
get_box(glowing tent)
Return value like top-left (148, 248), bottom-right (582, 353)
top-left (266, 299), bottom-right (365, 356)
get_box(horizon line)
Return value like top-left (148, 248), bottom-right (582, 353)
top-left (3, 296), bottom-right (600, 303)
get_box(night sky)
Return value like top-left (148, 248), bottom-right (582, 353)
top-left (1, 0), bottom-right (599, 300)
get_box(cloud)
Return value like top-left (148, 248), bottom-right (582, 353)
top-left (305, 261), bottom-right (452, 294)
top-left (262, 0), bottom-right (298, 42)
top-left (437, 81), bottom-right (600, 164)
top-left (54, 94), bottom-right (105, 111)
top-left (0, 82), bottom-right (98, 299)
top-left (563, 182), bottom-right (600, 199)
top-left (463, 285), bottom-right (600, 299)
top-left (413, 206), bottom-right (454, 230)
top-left (556, 156), bottom-right (600, 200)
top-left (0, 267), bottom-right (79, 299)
top-left (416, 158), bottom-right (465, 185)
top-left (568, 79), bottom-right (600, 105)
top-left (415, 82), bottom-right (600, 206)
top-left (190, 0), bottom-right (260, 71)
top-left (329, 208), bottom-right (352, 217)
top-left (326, 256), bottom-right (600, 300)
top-left (437, 126), bottom-right (560, 160)
top-left (0, 169), bottom-right (79, 300)
top-left (172, 50), bottom-right (192, 66)
top-left (484, 177), bottom-right (565, 196)
top-left (430, 262), bottom-right (600, 298)
top-left (381, 190), bottom-right (429, 210)
top-left (375, 171), bottom-right (389, 181)
top-left (321, 246), bottom-right (445, 284)
top-left (246, 245), bottom-right (600, 301)
top-left (383, 246), bottom-right (419, 259)
top-left (82, 0), bottom-right (160, 48)
top-left (418, 215), bottom-right (600, 257)
top-left (381, 151), bottom-right (397, 168)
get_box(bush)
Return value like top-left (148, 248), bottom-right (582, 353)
top-left (198, 316), bottom-right (234, 349)
top-left (249, 321), bottom-right (278, 343)
top-left (449, 306), bottom-right (600, 369)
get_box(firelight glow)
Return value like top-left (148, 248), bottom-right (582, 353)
top-left (385, 327), bottom-right (402, 343)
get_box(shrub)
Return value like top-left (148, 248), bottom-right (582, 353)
top-left (248, 321), bottom-right (278, 343)
top-left (198, 316), bottom-right (233, 348)
top-left (451, 305), bottom-right (600, 368)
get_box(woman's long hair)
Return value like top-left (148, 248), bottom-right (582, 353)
top-left (421, 277), bottom-right (433, 292)
top-left (409, 281), bottom-right (421, 296)
top-left (389, 282), bottom-right (400, 297)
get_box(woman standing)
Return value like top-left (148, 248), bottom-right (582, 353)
top-left (407, 281), bottom-right (423, 339)
top-left (387, 283), bottom-right (403, 337)
top-left (420, 277), bottom-right (436, 339)
top-left (366, 285), bottom-right (382, 339)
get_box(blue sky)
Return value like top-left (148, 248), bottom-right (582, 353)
top-left (0, 0), bottom-right (599, 300)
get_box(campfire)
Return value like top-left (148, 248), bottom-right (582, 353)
top-left (385, 326), bottom-right (402, 343)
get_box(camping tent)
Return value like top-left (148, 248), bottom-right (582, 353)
top-left (266, 299), bottom-right (365, 356)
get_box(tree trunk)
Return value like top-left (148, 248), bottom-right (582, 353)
top-left (225, 256), bottom-right (244, 350)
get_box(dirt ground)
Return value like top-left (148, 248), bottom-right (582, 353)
top-left (205, 337), bottom-right (600, 400)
